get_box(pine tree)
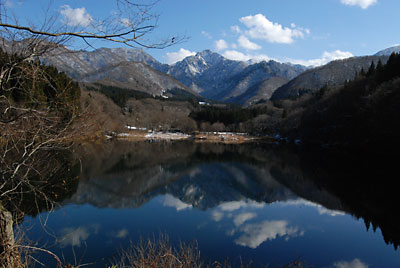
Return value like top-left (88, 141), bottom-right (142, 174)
top-left (366, 61), bottom-right (376, 77)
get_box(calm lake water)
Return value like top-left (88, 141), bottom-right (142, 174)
top-left (21, 141), bottom-right (400, 267)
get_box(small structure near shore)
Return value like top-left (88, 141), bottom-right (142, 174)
top-left (111, 127), bottom-right (262, 144)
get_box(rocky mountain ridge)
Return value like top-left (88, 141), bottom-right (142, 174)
top-left (167, 50), bottom-right (306, 104)
top-left (43, 47), bottom-right (306, 104)
top-left (41, 44), bottom-right (399, 103)
top-left (42, 46), bottom-right (190, 97)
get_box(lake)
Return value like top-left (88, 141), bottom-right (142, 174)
top-left (20, 140), bottom-right (400, 267)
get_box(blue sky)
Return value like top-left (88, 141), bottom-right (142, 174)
top-left (3, 0), bottom-right (400, 66)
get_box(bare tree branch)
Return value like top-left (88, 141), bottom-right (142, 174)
top-left (0, 1), bottom-right (185, 266)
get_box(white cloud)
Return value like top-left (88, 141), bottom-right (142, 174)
top-left (60, 5), bottom-right (93, 27)
top-left (340, 0), bottom-right (377, 9)
top-left (215, 39), bottom-right (229, 51)
top-left (223, 48), bottom-right (352, 67)
top-left (238, 35), bottom-right (261, 50)
top-left (165, 48), bottom-right (196, 64)
top-left (163, 194), bottom-right (192, 211)
top-left (201, 31), bottom-right (212, 39)
top-left (333, 258), bottom-right (369, 268)
top-left (235, 220), bottom-right (303, 249)
top-left (223, 50), bottom-right (272, 62)
top-left (287, 50), bottom-right (353, 67)
top-left (233, 212), bottom-right (257, 227)
top-left (239, 14), bottom-right (307, 44)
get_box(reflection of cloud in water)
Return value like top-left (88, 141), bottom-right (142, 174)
top-left (188, 167), bottom-right (201, 178)
top-left (115, 228), bottom-right (129, 239)
top-left (211, 210), bottom-right (224, 222)
top-left (235, 220), bottom-right (303, 249)
top-left (218, 200), bottom-right (264, 212)
top-left (333, 258), bottom-right (369, 268)
top-left (59, 224), bottom-right (100, 248)
top-left (283, 199), bottom-right (345, 217)
top-left (163, 194), bottom-right (192, 211)
top-left (211, 200), bottom-right (263, 223)
top-left (317, 206), bottom-right (345, 217)
top-left (234, 212), bottom-right (257, 227)
top-left (59, 227), bottom-right (88, 247)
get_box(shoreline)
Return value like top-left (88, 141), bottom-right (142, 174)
top-left (111, 130), bottom-right (273, 144)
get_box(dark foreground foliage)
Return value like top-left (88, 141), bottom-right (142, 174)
top-left (0, 49), bottom-right (80, 121)
top-left (1, 48), bottom-right (81, 268)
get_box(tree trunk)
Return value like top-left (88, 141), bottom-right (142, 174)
top-left (0, 203), bottom-right (22, 268)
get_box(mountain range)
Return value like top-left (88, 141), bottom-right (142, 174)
top-left (42, 44), bottom-right (399, 105)
top-left (43, 47), bottom-right (306, 104)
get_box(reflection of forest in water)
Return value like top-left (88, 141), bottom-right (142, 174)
top-left (7, 139), bottom-right (398, 258)
top-left (65, 140), bottom-right (400, 250)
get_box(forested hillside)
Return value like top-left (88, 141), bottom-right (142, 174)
top-left (279, 53), bottom-right (400, 152)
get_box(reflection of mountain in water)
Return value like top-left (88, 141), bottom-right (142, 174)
top-left (67, 141), bottom-right (298, 209)
top-left (162, 163), bottom-right (294, 209)
top-left (68, 140), bottom-right (400, 250)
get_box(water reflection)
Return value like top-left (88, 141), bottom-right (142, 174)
top-left (333, 258), bottom-right (369, 268)
top-left (58, 224), bottom-right (100, 248)
top-left (21, 140), bottom-right (400, 267)
top-left (70, 141), bottom-right (306, 210)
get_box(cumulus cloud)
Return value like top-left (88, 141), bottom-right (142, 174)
top-left (165, 48), bottom-right (196, 64)
top-left (239, 14), bottom-right (307, 44)
top-left (60, 5), bottom-right (93, 27)
top-left (222, 50), bottom-right (272, 62)
top-left (287, 50), bottom-right (353, 67)
top-left (238, 35), bottom-right (261, 50)
top-left (215, 39), bottom-right (229, 51)
top-left (235, 220), bottom-right (303, 249)
top-left (340, 0), bottom-right (377, 9)
top-left (163, 194), bottom-right (192, 211)
top-left (333, 258), bottom-right (369, 268)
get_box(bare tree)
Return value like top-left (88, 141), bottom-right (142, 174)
top-left (0, 1), bottom-right (181, 266)
top-left (0, 0), bottom-right (181, 49)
